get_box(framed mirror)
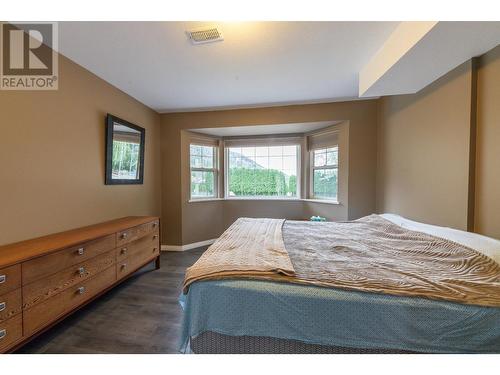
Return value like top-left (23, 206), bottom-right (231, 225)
top-left (105, 114), bottom-right (145, 185)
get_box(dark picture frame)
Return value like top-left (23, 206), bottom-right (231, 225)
top-left (105, 114), bottom-right (146, 185)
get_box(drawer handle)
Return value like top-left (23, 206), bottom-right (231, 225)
top-left (153, 247), bottom-right (158, 252)
top-left (78, 267), bottom-right (85, 275)
top-left (121, 233), bottom-right (128, 239)
top-left (77, 248), bottom-right (85, 255)
top-left (121, 248), bottom-right (127, 254)
top-left (121, 263), bottom-right (127, 269)
top-left (0, 275), bottom-right (5, 284)
top-left (153, 235), bottom-right (158, 240)
top-left (0, 302), bottom-right (5, 312)
top-left (0, 329), bottom-right (6, 340)
top-left (77, 286), bottom-right (86, 295)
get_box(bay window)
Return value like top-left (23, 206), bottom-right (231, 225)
top-left (188, 125), bottom-right (344, 203)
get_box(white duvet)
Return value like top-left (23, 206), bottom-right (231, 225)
top-left (381, 213), bottom-right (500, 265)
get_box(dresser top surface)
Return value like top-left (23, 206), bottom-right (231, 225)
top-left (0, 216), bottom-right (159, 268)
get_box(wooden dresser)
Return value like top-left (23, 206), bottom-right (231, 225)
top-left (0, 216), bottom-right (160, 353)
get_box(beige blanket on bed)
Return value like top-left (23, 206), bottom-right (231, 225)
top-left (183, 218), bottom-right (295, 292)
top-left (183, 215), bottom-right (500, 307)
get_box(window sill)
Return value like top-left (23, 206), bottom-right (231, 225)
top-left (188, 197), bottom-right (340, 205)
top-left (303, 199), bottom-right (340, 205)
top-left (225, 197), bottom-right (302, 202)
top-left (188, 198), bottom-right (223, 203)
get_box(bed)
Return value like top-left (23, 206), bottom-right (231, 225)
top-left (178, 214), bottom-right (500, 353)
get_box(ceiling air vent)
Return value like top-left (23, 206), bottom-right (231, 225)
top-left (186, 26), bottom-right (224, 45)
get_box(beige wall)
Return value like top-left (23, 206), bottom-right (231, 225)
top-left (0, 54), bottom-right (162, 246)
top-left (476, 45), bottom-right (500, 239)
top-left (377, 61), bottom-right (473, 230)
top-left (161, 100), bottom-right (378, 245)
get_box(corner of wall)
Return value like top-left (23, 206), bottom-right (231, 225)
top-left (374, 97), bottom-right (384, 215)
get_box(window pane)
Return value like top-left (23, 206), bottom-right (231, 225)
top-left (202, 146), bottom-right (213, 159)
top-left (255, 156), bottom-right (269, 169)
top-left (190, 144), bottom-right (202, 157)
top-left (326, 148), bottom-right (338, 166)
top-left (313, 168), bottom-right (338, 200)
top-left (283, 156), bottom-right (296, 170)
top-left (268, 146), bottom-right (283, 157)
top-left (241, 147), bottom-right (255, 158)
top-left (282, 145), bottom-right (297, 156)
top-left (229, 150), bottom-right (241, 167)
top-left (190, 145), bottom-right (214, 168)
top-left (227, 145), bottom-right (298, 198)
top-left (269, 156), bottom-right (282, 170)
top-left (314, 149), bottom-right (326, 167)
top-left (190, 155), bottom-right (202, 168)
top-left (191, 170), bottom-right (215, 198)
top-left (202, 156), bottom-right (213, 168)
top-left (255, 147), bottom-right (268, 157)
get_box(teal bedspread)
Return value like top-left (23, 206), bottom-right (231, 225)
top-left (179, 279), bottom-right (500, 353)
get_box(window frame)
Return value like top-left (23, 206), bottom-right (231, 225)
top-left (309, 145), bottom-right (339, 202)
top-left (189, 143), bottom-right (219, 200)
top-left (223, 142), bottom-right (302, 200)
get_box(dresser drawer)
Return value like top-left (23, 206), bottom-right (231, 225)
top-left (24, 265), bottom-right (116, 336)
top-left (23, 234), bottom-right (116, 284)
top-left (0, 289), bottom-right (22, 323)
top-left (116, 220), bottom-right (159, 246)
top-left (116, 231), bottom-right (160, 262)
top-left (117, 246), bottom-right (160, 280)
top-left (0, 264), bottom-right (21, 296)
top-left (23, 250), bottom-right (116, 310)
top-left (0, 313), bottom-right (23, 353)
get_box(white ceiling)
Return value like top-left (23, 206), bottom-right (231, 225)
top-left (192, 121), bottom-right (340, 137)
top-left (56, 21), bottom-right (500, 113)
top-left (58, 22), bottom-right (399, 112)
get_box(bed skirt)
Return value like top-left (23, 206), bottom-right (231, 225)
top-left (190, 331), bottom-right (416, 354)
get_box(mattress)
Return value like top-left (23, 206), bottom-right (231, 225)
top-left (179, 215), bottom-right (500, 353)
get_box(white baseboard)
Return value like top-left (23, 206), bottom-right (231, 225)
top-left (161, 238), bottom-right (217, 252)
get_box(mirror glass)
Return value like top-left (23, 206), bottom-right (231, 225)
top-left (105, 115), bottom-right (145, 185)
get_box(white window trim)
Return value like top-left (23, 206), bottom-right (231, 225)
top-left (309, 146), bottom-right (339, 201)
top-left (190, 143), bottom-right (219, 200)
top-left (224, 142), bottom-right (302, 199)
top-left (224, 147), bottom-right (229, 198)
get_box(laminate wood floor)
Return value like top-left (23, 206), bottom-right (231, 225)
top-left (16, 249), bottom-right (205, 354)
